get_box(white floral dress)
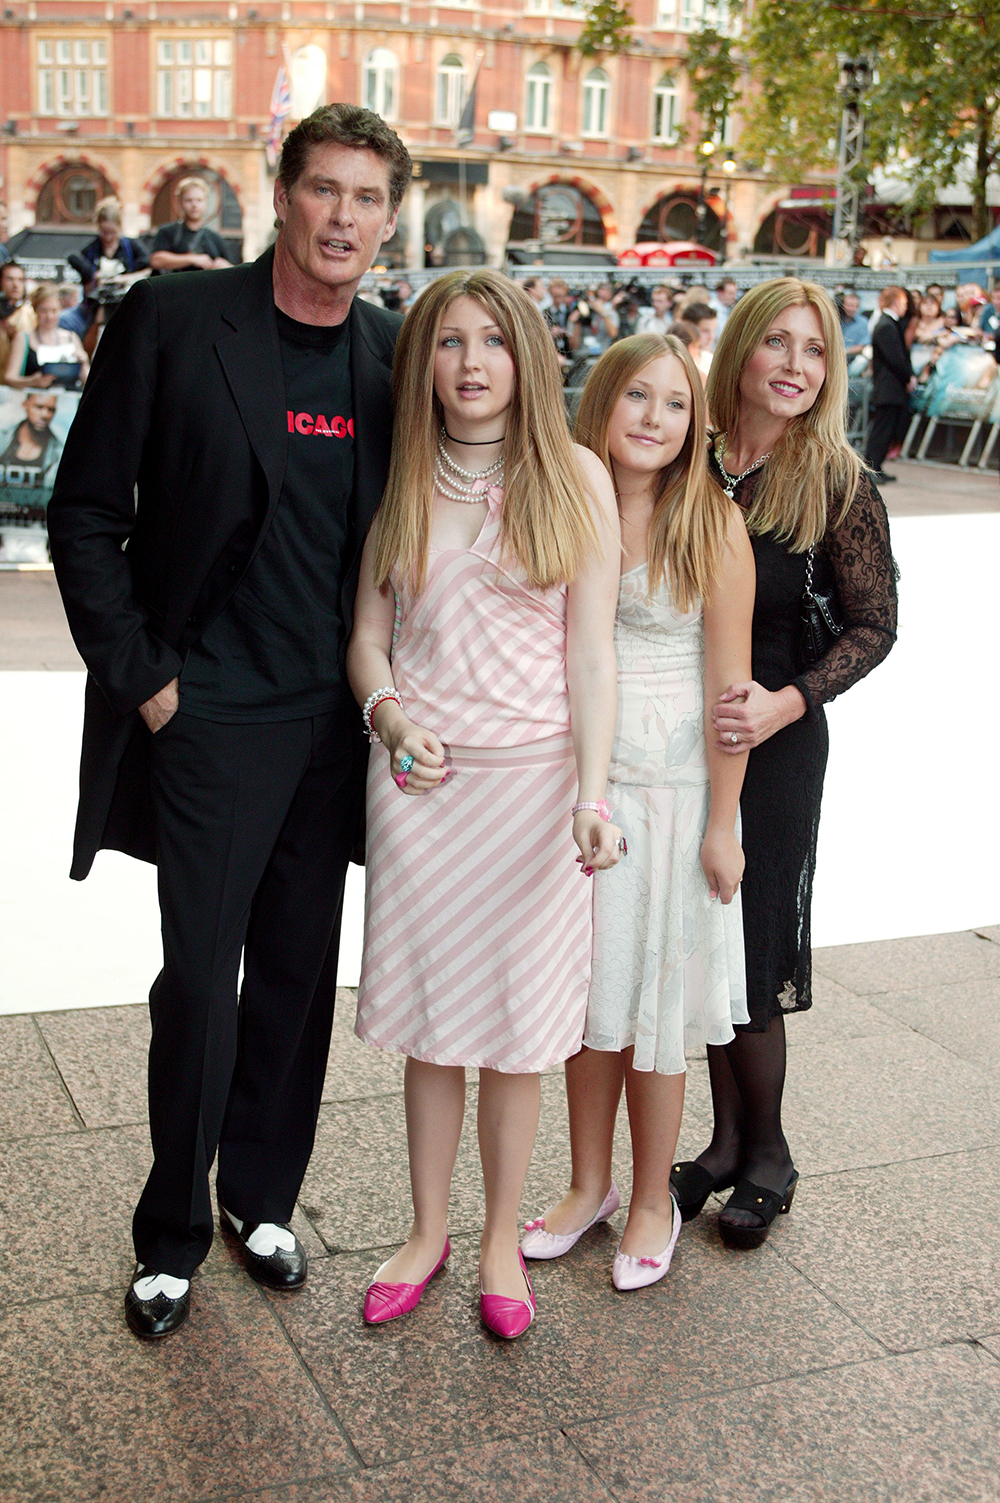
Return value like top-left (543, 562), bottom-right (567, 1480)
top-left (584, 564), bottom-right (750, 1075)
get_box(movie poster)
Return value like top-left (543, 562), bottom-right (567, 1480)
top-left (0, 385), bottom-right (81, 566)
top-left (923, 344), bottom-right (1000, 422)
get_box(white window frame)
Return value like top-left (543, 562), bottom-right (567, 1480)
top-left (155, 34), bottom-right (233, 120)
top-left (525, 61), bottom-right (552, 132)
top-left (37, 35), bottom-right (109, 117)
top-left (524, 0), bottom-right (588, 15)
top-left (581, 67), bottom-right (610, 138)
top-left (652, 74), bottom-right (679, 144)
top-left (363, 47), bottom-right (399, 121)
top-left (435, 54), bottom-right (467, 128)
top-left (655, 0), bottom-right (678, 28)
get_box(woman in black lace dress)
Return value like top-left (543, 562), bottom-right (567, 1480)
top-left (670, 278), bottom-right (897, 1247)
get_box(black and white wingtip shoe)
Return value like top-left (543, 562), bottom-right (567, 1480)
top-left (125, 1264), bottom-right (190, 1339)
top-left (219, 1204), bottom-right (308, 1291)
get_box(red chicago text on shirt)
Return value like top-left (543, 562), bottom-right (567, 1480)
top-left (287, 411), bottom-right (354, 438)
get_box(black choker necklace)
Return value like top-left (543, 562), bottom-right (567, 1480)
top-left (443, 427), bottom-right (505, 446)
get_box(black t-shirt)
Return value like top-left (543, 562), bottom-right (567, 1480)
top-left (179, 308), bottom-right (355, 722)
top-left (151, 220), bottom-right (232, 270)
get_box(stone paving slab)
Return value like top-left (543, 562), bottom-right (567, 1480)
top-left (867, 977), bottom-right (1000, 1078)
top-left (3, 928), bottom-right (999, 1501)
top-left (567, 1344), bottom-right (1000, 1503)
top-left (234, 1433), bottom-right (615, 1503)
top-left (743, 1028), bottom-right (1000, 1179)
top-left (273, 1230), bottom-right (879, 1469)
top-left (813, 929), bottom-right (1000, 995)
top-left (0, 1013), bottom-right (81, 1139)
top-left (771, 1147), bottom-right (1000, 1351)
top-left (0, 1278), bottom-right (356, 1503)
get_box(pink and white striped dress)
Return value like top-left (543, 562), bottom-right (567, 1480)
top-left (355, 494), bottom-right (593, 1073)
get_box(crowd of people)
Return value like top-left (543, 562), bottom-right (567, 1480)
top-left (0, 176), bottom-right (236, 392)
top-left (40, 103), bottom-right (900, 1347)
top-left (835, 278), bottom-right (1000, 482)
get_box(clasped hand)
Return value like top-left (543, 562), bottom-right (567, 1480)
top-left (711, 680), bottom-right (806, 754)
top-left (383, 717), bottom-right (450, 795)
top-left (572, 811), bottom-right (622, 877)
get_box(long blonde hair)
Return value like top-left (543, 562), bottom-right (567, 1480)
top-left (575, 333), bottom-right (730, 611)
top-left (706, 278), bottom-right (862, 550)
top-left (373, 269), bottom-right (598, 594)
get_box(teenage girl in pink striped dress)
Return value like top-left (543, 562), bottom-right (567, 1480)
top-left (347, 270), bottom-right (622, 1339)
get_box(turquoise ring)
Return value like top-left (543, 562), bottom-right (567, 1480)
top-left (399, 754), bottom-right (414, 774)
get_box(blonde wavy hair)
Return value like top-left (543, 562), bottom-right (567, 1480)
top-left (373, 268), bottom-right (598, 594)
top-left (575, 333), bottom-right (730, 611)
top-left (706, 278), bottom-right (862, 550)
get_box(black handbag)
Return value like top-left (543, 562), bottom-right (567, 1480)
top-left (799, 547), bottom-right (845, 667)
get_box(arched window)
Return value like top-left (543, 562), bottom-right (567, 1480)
top-left (363, 48), bottom-right (398, 121)
top-left (581, 67), bottom-right (610, 137)
top-left (435, 54), bottom-right (466, 127)
top-left (525, 61), bottom-right (552, 132)
top-left (35, 162), bottom-right (115, 224)
top-left (652, 73), bottom-right (679, 144)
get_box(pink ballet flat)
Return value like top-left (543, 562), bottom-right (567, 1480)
top-left (612, 1196), bottom-right (682, 1291)
top-left (520, 1182), bottom-right (621, 1260)
top-left (479, 1250), bottom-right (535, 1339)
top-left (363, 1237), bottom-right (450, 1324)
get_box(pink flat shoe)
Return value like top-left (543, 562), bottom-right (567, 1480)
top-left (363, 1237), bottom-right (450, 1324)
top-left (479, 1249), bottom-right (535, 1339)
top-left (520, 1182), bottom-right (621, 1260)
top-left (612, 1196), bottom-right (682, 1291)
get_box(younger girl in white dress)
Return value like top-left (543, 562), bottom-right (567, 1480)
top-left (522, 333), bottom-right (755, 1289)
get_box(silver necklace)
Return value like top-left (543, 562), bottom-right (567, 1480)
top-left (434, 432), bottom-right (504, 503)
top-left (712, 433), bottom-right (771, 499)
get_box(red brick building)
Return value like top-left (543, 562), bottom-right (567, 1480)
top-left (0, 0), bottom-right (794, 269)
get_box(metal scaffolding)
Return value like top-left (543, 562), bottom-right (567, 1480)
top-left (832, 54), bottom-right (876, 262)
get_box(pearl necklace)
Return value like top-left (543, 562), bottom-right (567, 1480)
top-left (434, 431), bottom-right (504, 504)
top-left (712, 432), bottom-right (771, 500)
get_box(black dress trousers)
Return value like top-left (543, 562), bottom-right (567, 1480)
top-left (866, 403), bottom-right (909, 471)
top-left (133, 709), bottom-right (366, 1278)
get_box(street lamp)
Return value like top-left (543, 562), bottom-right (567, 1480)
top-left (721, 152), bottom-right (737, 257)
top-left (695, 138), bottom-right (716, 246)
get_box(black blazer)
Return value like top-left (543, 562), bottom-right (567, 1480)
top-left (48, 247), bottom-right (401, 878)
top-left (871, 312), bottom-right (912, 406)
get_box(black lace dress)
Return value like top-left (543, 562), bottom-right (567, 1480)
top-left (712, 462), bottom-right (898, 1028)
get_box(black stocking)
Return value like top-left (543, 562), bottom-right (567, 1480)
top-left (696, 1015), bottom-right (794, 1222)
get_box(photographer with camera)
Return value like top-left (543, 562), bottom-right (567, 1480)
top-left (568, 280), bottom-right (619, 355)
top-left (63, 198), bottom-right (151, 341)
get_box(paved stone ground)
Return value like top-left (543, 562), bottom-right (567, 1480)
top-left (3, 935), bottom-right (1000, 1503)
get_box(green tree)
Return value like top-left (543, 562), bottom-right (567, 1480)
top-left (576, 0), bottom-right (634, 58)
top-left (742, 0), bottom-right (1000, 242)
top-left (683, 19), bottom-right (743, 147)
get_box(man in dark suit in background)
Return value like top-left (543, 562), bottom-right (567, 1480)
top-left (47, 104), bottom-right (411, 1339)
top-left (866, 285), bottom-right (916, 483)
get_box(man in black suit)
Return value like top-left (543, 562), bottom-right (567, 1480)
top-left (866, 285), bottom-right (916, 483)
top-left (47, 104), bottom-right (411, 1338)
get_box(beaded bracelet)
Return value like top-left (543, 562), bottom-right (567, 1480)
top-left (572, 800), bottom-right (611, 822)
top-left (363, 687), bottom-right (402, 744)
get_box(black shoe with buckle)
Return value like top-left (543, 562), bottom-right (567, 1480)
top-left (219, 1204), bottom-right (308, 1290)
top-left (669, 1160), bottom-right (740, 1223)
top-left (718, 1170), bottom-right (799, 1250)
top-left (124, 1263), bottom-right (190, 1339)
